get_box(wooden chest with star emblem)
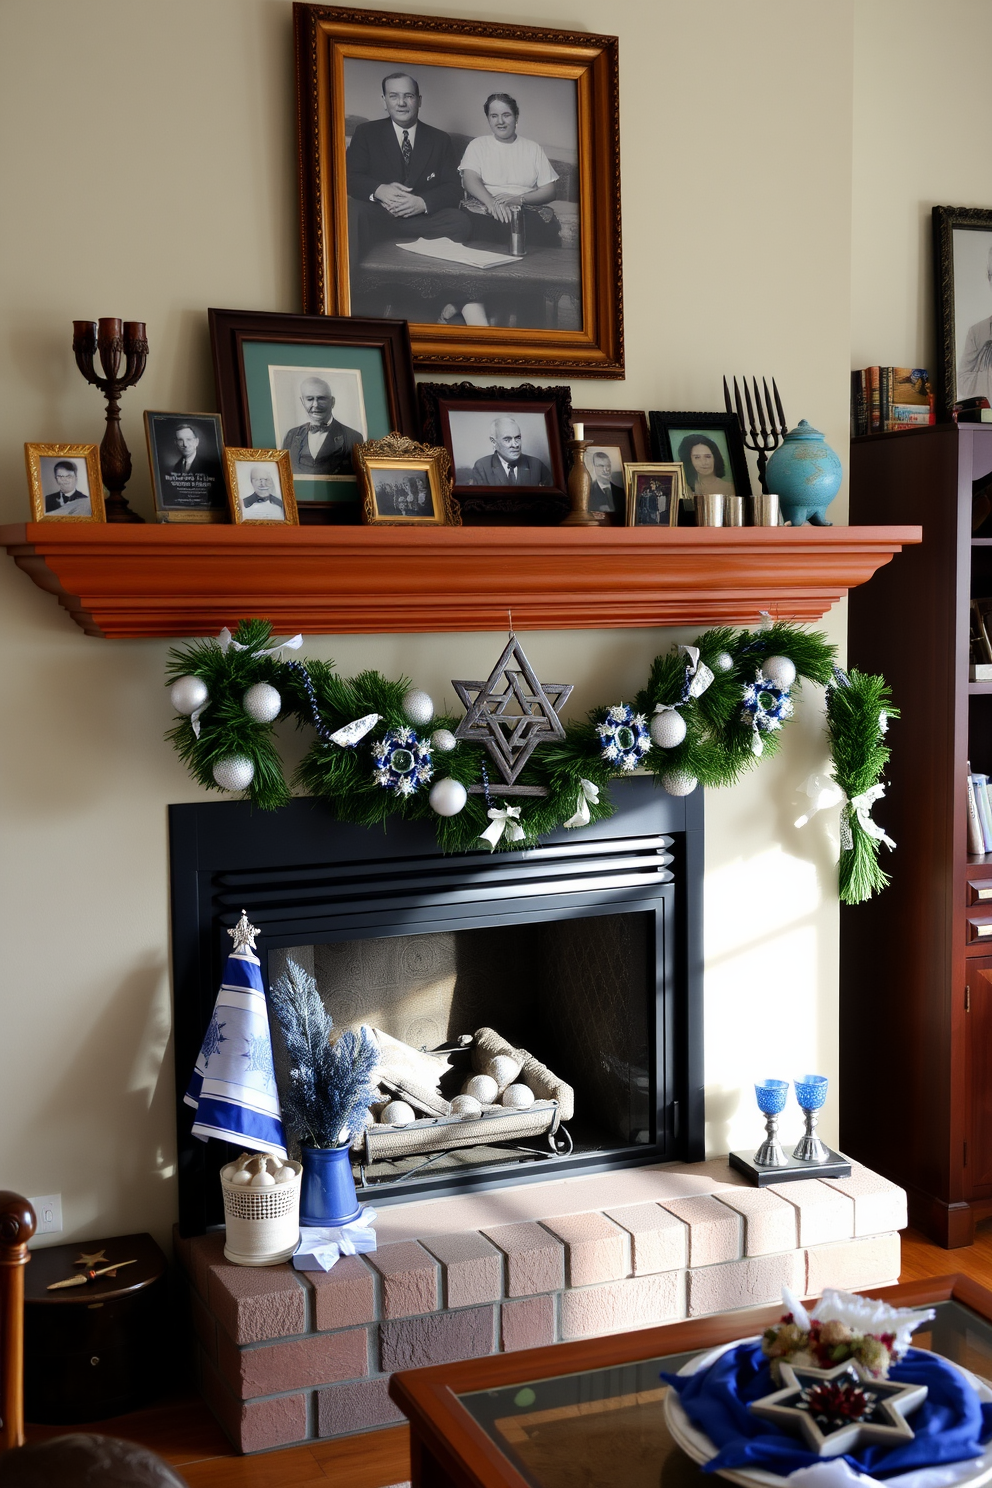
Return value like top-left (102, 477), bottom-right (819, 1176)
top-left (23, 1232), bottom-right (167, 1422)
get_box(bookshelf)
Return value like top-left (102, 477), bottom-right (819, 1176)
top-left (842, 422), bottom-right (992, 1245)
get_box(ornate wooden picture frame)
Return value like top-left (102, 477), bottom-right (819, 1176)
top-left (294, 4), bottom-right (623, 379)
top-left (24, 443), bottom-right (105, 523)
top-left (933, 205), bottom-right (992, 418)
top-left (223, 448), bottom-right (300, 525)
top-left (354, 433), bottom-right (460, 525)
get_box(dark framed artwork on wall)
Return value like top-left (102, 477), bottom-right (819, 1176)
top-left (571, 409), bottom-right (650, 526)
top-left (933, 205), bottom-right (992, 417)
top-left (649, 410), bottom-right (752, 514)
top-left (419, 380), bottom-right (571, 524)
top-left (209, 308), bottom-right (418, 523)
top-left (294, 3), bottom-right (623, 379)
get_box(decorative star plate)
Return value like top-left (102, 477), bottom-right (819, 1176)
top-left (748, 1358), bottom-right (926, 1457)
top-left (664, 1338), bottom-right (992, 1488)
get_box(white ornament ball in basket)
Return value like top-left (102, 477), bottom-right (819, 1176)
top-left (661, 769), bottom-right (698, 797)
top-left (213, 755), bottom-right (255, 792)
top-left (243, 682), bottom-right (282, 723)
top-left (486, 1054), bottom-right (522, 1092)
top-left (220, 1152), bottom-right (301, 1266)
top-left (650, 710), bottom-right (687, 749)
top-left (501, 1083), bottom-right (535, 1109)
top-left (450, 1094), bottom-right (483, 1117)
top-left (170, 675), bottom-right (209, 716)
top-left (762, 655), bottom-right (797, 689)
top-left (463, 1074), bottom-right (498, 1104)
top-left (380, 1100), bottom-right (417, 1125)
top-left (402, 688), bottom-right (435, 726)
top-left (429, 778), bottom-right (467, 817)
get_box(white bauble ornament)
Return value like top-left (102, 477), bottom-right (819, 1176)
top-left (714, 652), bottom-right (734, 674)
top-left (170, 675), bottom-right (209, 716)
top-left (249, 1169), bottom-right (276, 1188)
top-left (761, 655), bottom-right (797, 689)
top-left (230, 1168), bottom-right (252, 1186)
top-left (431, 728), bottom-right (457, 753)
top-left (212, 755), bottom-right (255, 792)
top-left (501, 1083), bottom-right (535, 1109)
top-left (381, 1100), bottom-right (416, 1125)
top-left (463, 1074), bottom-right (498, 1104)
top-left (450, 1094), bottom-right (483, 1117)
top-left (650, 710), bottom-right (687, 749)
top-left (402, 688), bottom-right (435, 726)
top-left (243, 681), bottom-right (282, 723)
top-left (486, 1054), bottom-right (522, 1092)
top-left (275, 1165), bottom-right (296, 1184)
top-left (429, 778), bottom-right (468, 817)
top-left (661, 769), bottom-right (698, 797)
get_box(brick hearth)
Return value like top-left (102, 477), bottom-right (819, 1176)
top-left (174, 1158), bottom-right (906, 1455)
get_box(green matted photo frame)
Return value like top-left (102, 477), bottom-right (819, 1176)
top-left (209, 308), bottom-right (419, 522)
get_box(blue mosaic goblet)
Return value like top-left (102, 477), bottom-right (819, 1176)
top-left (793, 1074), bottom-right (830, 1163)
top-left (753, 1079), bottom-right (789, 1167)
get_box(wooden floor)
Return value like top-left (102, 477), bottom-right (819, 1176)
top-left (22, 1222), bottom-right (992, 1488)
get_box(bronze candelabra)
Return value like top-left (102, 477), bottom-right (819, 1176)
top-left (72, 318), bottom-right (148, 523)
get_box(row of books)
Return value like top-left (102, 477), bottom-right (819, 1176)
top-left (967, 765), bottom-right (992, 854)
top-left (850, 367), bottom-right (935, 438)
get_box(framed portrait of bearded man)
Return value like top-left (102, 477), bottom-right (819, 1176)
top-left (294, 4), bottom-right (623, 379)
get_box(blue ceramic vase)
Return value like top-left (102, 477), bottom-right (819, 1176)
top-left (299, 1144), bottom-right (362, 1228)
top-left (764, 419), bottom-right (842, 526)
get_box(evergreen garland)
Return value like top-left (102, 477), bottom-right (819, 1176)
top-left (164, 618), bottom-right (898, 905)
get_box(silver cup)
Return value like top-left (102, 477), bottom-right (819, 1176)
top-left (752, 493), bottom-right (782, 526)
top-left (696, 493), bottom-right (725, 527)
top-left (724, 495), bottom-right (744, 527)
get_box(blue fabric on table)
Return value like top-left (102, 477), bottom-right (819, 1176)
top-left (663, 1343), bottom-right (992, 1479)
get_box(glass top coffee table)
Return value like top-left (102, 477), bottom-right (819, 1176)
top-left (388, 1278), bottom-right (992, 1488)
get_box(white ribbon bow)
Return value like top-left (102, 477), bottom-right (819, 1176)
top-left (293, 1207), bottom-right (378, 1272)
top-left (328, 712), bottom-right (382, 748)
top-left (845, 783), bottom-right (897, 852)
top-left (218, 627), bottom-right (303, 657)
top-left (564, 778), bottom-right (600, 829)
top-left (678, 645), bottom-right (714, 698)
top-left (190, 700), bottom-right (209, 741)
top-left (794, 772), bottom-right (846, 828)
top-left (480, 804), bottom-right (526, 850)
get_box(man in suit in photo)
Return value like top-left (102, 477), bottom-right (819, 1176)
top-left (240, 465), bottom-right (286, 521)
top-left (167, 424), bottom-right (206, 475)
top-left (470, 416), bottom-right (552, 486)
top-left (281, 377), bottom-right (364, 477)
top-left (587, 449), bottom-right (625, 513)
top-left (346, 71), bottom-right (472, 268)
top-left (44, 459), bottom-right (91, 515)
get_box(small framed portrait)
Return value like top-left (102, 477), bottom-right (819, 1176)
top-left (933, 206), bottom-right (992, 416)
top-left (295, 6), bottom-right (622, 379)
top-left (419, 381), bottom-right (571, 523)
top-left (24, 444), bottom-right (104, 522)
top-left (209, 308), bottom-right (418, 521)
top-left (571, 410), bottom-right (650, 524)
top-left (223, 448), bottom-right (299, 526)
top-left (144, 412), bottom-right (227, 523)
top-left (623, 463), bottom-right (684, 528)
top-left (649, 411), bottom-right (752, 516)
top-left (354, 434), bottom-right (459, 527)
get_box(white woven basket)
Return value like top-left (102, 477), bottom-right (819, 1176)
top-left (221, 1157), bottom-right (302, 1266)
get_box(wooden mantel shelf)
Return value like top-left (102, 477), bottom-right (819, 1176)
top-left (0, 522), bottom-right (922, 639)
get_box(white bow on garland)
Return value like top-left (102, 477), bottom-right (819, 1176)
top-left (219, 626), bottom-right (303, 657)
top-left (564, 778), bottom-right (600, 829)
top-left (795, 772), bottom-right (896, 851)
top-left (480, 804), bottom-right (526, 850)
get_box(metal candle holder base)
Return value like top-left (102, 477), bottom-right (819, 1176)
top-left (753, 1111), bottom-right (789, 1168)
top-left (793, 1106), bottom-right (830, 1164)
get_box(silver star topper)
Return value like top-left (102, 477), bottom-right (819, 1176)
top-left (452, 634), bottom-right (572, 791)
top-left (228, 910), bottom-right (259, 955)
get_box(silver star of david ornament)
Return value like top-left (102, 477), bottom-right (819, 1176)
top-left (452, 635), bottom-right (573, 795)
top-left (749, 1358), bottom-right (927, 1457)
top-left (228, 910), bottom-right (259, 955)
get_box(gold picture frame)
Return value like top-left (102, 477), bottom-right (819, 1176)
top-left (24, 443), bottom-right (105, 523)
top-left (623, 462), bottom-right (684, 528)
top-left (223, 448), bottom-right (299, 525)
top-left (354, 433), bottom-right (460, 526)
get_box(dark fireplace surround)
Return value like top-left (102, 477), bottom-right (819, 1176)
top-left (170, 779), bottom-right (704, 1237)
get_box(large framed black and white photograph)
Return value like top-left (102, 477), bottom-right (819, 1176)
top-left (934, 206), bottom-right (992, 416)
top-left (295, 5), bottom-right (622, 378)
top-left (144, 412), bottom-right (227, 523)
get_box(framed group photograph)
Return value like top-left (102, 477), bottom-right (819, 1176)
top-left (209, 308), bottom-right (418, 521)
top-left (294, 4), bottom-right (623, 378)
top-left (933, 206), bottom-right (992, 416)
top-left (649, 411), bottom-right (752, 516)
top-left (572, 409), bottom-right (650, 524)
top-left (623, 463), bottom-right (684, 527)
top-left (144, 411), bottom-right (227, 523)
top-left (223, 448), bottom-right (299, 525)
top-left (24, 443), bottom-right (104, 522)
top-left (354, 433), bottom-right (459, 526)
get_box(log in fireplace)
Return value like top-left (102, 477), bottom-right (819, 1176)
top-left (170, 779), bottom-right (703, 1236)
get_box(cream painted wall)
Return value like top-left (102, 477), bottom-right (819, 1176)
top-left (0, 0), bottom-right (858, 1249)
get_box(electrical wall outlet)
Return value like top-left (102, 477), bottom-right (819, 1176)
top-left (28, 1194), bottom-right (62, 1235)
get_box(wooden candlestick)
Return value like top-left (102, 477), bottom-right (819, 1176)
top-left (72, 317), bottom-right (148, 524)
top-left (561, 439), bottom-right (603, 526)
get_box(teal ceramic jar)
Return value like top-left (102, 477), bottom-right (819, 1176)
top-left (764, 419), bottom-right (842, 526)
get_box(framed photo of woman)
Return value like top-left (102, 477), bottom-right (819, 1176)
top-left (649, 411), bottom-right (752, 516)
top-left (294, 5), bottom-right (622, 379)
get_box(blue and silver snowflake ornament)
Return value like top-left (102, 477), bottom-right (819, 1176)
top-left (371, 725), bottom-right (433, 797)
top-left (201, 1015), bottom-right (227, 1066)
top-left (741, 672), bottom-right (794, 755)
top-left (595, 703), bottom-right (651, 772)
